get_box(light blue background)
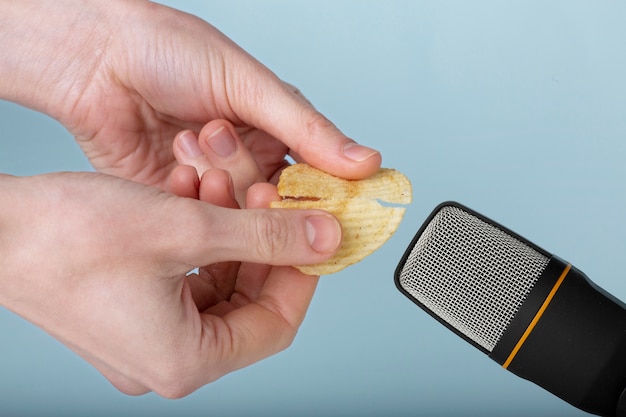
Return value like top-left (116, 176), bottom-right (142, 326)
top-left (1, 1), bottom-right (625, 416)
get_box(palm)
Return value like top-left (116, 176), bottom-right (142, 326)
top-left (187, 260), bottom-right (271, 317)
top-left (68, 64), bottom-right (289, 189)
top-left (49, 2), bottom-right (288, 189)
top-left (75, 105), bottom-right (289, 189)
top-left (73, 93), bottom-right (183, 187)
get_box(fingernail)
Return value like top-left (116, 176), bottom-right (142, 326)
top-left (207, 126), bottom-right (237, 158)
top-left (343, 142), bottom-right (379, 162)
top-left (305, 214), bottom-right (342, 253)
top-left (179, 131), bottom-right (203, 158)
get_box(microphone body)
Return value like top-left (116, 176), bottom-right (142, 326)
top-left (395, 202), bottom-right (626, 416)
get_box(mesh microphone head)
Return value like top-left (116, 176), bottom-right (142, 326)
top-left (395, 202), bottom-right (551, 353)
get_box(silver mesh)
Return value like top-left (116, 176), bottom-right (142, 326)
top-left (397, 205), bottom-right (549, 352)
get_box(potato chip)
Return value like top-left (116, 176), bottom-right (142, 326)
top-left (275, 163), bottom-right (412, 205)
top-left (270, 164), bottom-right (412, 275)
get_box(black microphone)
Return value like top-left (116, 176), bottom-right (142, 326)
top-left (395, 202), bottom-right (626, 416)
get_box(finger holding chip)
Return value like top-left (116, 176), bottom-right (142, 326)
top-left (271, 164), bottom-right (412, 275)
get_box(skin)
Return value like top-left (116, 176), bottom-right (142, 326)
top-left (0, 0), bottom-right (381, 397)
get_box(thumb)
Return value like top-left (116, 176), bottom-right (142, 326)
top-left (226, 61), bottom-right (382, 180)
top-left (173, 201), bottom-right (342, 268)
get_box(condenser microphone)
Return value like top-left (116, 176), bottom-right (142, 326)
top-left (395, 202), bottom-right (626, 416)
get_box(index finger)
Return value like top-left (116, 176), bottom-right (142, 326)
top-left (231, 72), bottom-right (382, 180)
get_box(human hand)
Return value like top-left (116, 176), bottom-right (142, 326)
top-left (0, 0), bottom-right (381, 188)
top-left (167, 119), bottom-right (275, 206)
top-left (0, 169), bottom-right (340, 397)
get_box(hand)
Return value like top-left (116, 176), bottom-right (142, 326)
top-left (167, 119), bottom-right (275, 206)
top-left (0, 169), bottom-right (340, 398)
top-left (0, 0), bottom-right (381, 188)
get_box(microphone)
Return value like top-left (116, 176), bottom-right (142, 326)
top-left (395, 202), bottom-right (626, 416)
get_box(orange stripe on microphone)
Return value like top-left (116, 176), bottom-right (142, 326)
top-left (502, 263), bottom-right (572, 370)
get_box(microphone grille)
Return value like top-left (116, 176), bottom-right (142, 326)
top-left (396, 204), bottom-right (550, 352)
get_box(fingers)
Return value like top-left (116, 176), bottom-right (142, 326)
top-left (166, 164), bottom-right (200, 199)
top-left (172, 130), bottom-right (212, 179)
top-left (166, 164), bottom-right (240, 210)
top-left (200, 185), bottom-right (319, 379)
top-left (200, 183), bottom-right (319, 377)
top-left (164, 164), bottom-right (322, 391)
top-left (187, 261), bottom-right (240, 312)
top-left (188, 168), bottom-right (241, 311)
top-left (171, 47), bottom-right (383, 181)
top-left (199, 265), bottom-right (319, 378)
top-left (225, 183), bottom-right (284, 308)
top-left (170, 197), bottom-right (341, 269)
top-left (198, 169), bottom-right (238, 209)
top-left (227, 71), bottom-right (382, 179)
top-left (173, 120), bottom-right (265, 205)
top-left (245, 182), bottom-right (281, 211)
top-left (197, 121), bottom-right (266, 199)
top-left (168, 176), bottom-right (341, 273)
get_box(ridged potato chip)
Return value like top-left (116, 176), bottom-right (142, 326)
top-left (270, 164), bottom-right (412, 275)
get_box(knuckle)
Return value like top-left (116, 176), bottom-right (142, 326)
top-left (284, 81), bottom-right (311, 105)
top-left (147, 353), bottom-right (210, 399)
top-left (304, 110), bottom-right (336, 139)
top-left (278, 329), bottom-right (297, 353)
top-left (149, 364), bottom-right (192, 399)
top-left (252, 210), bottom-right (291, 261)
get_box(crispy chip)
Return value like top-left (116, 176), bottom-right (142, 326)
top-left (270, 164), bottom-right (412, 275)
top-left (275, 163), bottom-right (412, 205)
